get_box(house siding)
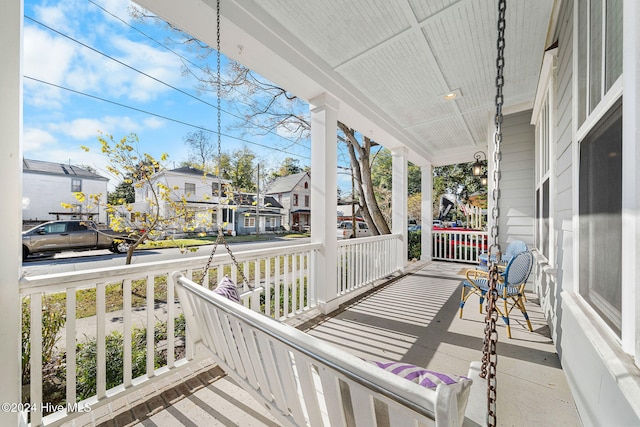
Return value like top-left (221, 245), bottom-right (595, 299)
top-left (541, 1), bottom-right (640, 425)
top-left (23, 172), bottom-right (108, 224)
top-left (497, 110), bottom-right (535, 248)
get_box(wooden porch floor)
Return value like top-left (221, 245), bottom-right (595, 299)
top-left (76, 260), bottom-right (581, 426)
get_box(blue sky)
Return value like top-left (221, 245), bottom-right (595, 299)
top-left (23, 0), bottom-right (320, 188)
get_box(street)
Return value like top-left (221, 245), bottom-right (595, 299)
top-left (22, 237), bottom-right (310, 276)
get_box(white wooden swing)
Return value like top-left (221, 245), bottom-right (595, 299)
top-left (173, 0), bottom-right (509, 425)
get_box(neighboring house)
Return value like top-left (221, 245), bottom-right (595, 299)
top-left (264, 172), bottom-right (310, 231)
top-left (336, 201), bottom-right (364, 223)
top-left (22, 159), bottom-right (108, 224)
top-left (129, 166), bottom-right (234, 236)
top-left (233, 193), bottom-right (283, 235)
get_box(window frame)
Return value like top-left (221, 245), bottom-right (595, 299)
top-left (533, 48), bottom-right (557, 265)
top-left (184, 182), bottom-right (196, 195)
top-left (244, 216), bottom-right (255, 228)
top-left (71, 178), bottom-right (82, 193)
top-left (573, 0), bottom-right (626, 343)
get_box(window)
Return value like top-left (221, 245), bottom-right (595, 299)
top-left (71, 179), bottom-right (82, 192)
top-left (244, 217), bottom-right (255, 228)
top-left (304, 195), bottom-right (309, 207)
top-left (534, 47), bottom-right (556, 263)
top-left (577, 0), bottom-right (623, 127)
top-left (212, 182), bottom-right (220, 196)
top-left (293, 194), bottom-right (299, 206)
top-left (536, 98), bottom-right (552, 260)
top-left (269, 218), bottom-right (276, 228)
top-left (575, 0), bottom-right (623, 337)
top-left (304, 181), bottom-right (309, 189)
top-left (579, 99), bottom-right (622, 336)
top-left (185, 183), bottom-right (196, 195)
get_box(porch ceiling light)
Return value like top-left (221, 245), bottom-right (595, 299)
top-left (441, 88), bottom-right (462, 100)
top-left (472, 151), bottom-right (486, 177)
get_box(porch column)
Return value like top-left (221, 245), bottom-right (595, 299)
top-left (392, 148), bottom-right (408, 269)
top-left (0, 0), bottom-right (23, 424)
top-left (622, 0), bottom-right (639, 361)
top-left (309, 93), bottom-right (338, 314)
top-left (420, 163), bottom-right (433, 261)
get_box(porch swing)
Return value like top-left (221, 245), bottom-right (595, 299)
top-left (173, 0), bottom-right (506, 426)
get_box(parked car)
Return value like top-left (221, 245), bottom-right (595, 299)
top-left (22, 220), bottom-right (135, 259)
top-left (408, 225), bottom-right (422, 232)
top-left (337, 220), bottom-right (372, 239)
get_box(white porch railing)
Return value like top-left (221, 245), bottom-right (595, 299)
top-left (18, 236), bottom-right (404, 427)
top-left (431, 229), bottom-right (488, 263)
top-left (337, 233), bottom-right (401, 296)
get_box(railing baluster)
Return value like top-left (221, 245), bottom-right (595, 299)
top-left (167, 273), bottom-right (175, 368)
top-left (275, 255), bottom-right (281, 320)
top-left (291, 255), bottom-right (298, 314)
top-left (30, 292), bottom-right (43, 427)
top-left (123, 278), bottom-right (132, 387)
top-left (284, 255), bottom-right (290, 317)
top-left (265, 257), bottom-right (272, 317)
top-left (146, 274), bottom-right (154, 378)
top-left (66, 287), bottom-right (77, 406)
top-left (96, 282), bottom-right (106, 399)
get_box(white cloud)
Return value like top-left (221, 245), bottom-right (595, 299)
top-left (23, 26), bottom-right (78, 107)
top-left (23, 128), bottom-right (58, 152)
top-left (108, 36), bottom-right (186, 102)
top-left (49, 116), bottom-right (145, 140)
top-left (143, 117), bottom-right (165, 129)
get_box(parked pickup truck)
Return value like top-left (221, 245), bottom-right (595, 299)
top-left (22, 220), bottom-right (134, 259)
top-left (337, 220), bottom-right (372, 239)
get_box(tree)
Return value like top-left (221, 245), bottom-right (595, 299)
top-left (108, 178), bottom-right (135, 205)
top-left (226, 146), bottom-right (257, 192)
top-left (183, 129), bottom-right (215, 171)
top-left (67, 133), bottom-right (216, 265)
top-left (269, 157), bottom-right (305, 180)
top-left (433, 162), bottom-right (486, 220)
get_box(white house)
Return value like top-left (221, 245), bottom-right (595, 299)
top-left (129, 166), bottom-right (235, 236)
top-left (264, 171), bottom-right (311, 231)
top-left (22, 159), bottom-right (108, 224)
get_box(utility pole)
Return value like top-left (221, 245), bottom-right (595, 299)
top-left (256, 163), bottom-right (260, 237)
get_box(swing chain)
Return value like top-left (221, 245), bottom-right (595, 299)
top-left (197, 0), bottom-right (251, 292)
top-left (480, 0), bottom-right (506, 426)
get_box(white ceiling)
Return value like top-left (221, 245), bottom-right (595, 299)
top-left (136, 0), bottom-right (557, 166)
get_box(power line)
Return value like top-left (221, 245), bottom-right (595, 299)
top-left (24, 76), bottom-right (310, 159)
top-left (24, 13), bottom-right (310, 154)
top-left (88, 1), bottom-right (311, 152)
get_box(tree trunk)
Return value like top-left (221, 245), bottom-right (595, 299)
top-left (346, 142), bottom-right (379, 235)
top-left (338, 122), bottom-right (391, 235)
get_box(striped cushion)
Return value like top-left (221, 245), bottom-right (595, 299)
top-left (369, 360), bottom-right (471, 389)
top-left (213, 276), bottom-right (241, 303)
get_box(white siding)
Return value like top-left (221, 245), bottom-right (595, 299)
top-left (22, 173), bottom-right (108, 223)
top-left (497, 110), bottom-right (535, 249)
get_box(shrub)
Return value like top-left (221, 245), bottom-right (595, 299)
top-left (408, 230), bottom-right (421, 260)
top-left (21, 296), bottom-right (65, 385)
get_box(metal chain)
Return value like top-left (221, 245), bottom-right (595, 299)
top-left (480, 1), bottom-right (506, 426)
top-left (198, 0), bottom-right (251, 291)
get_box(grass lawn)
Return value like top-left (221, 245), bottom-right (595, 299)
top-left (138, 232), bottom-right (309, 250)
